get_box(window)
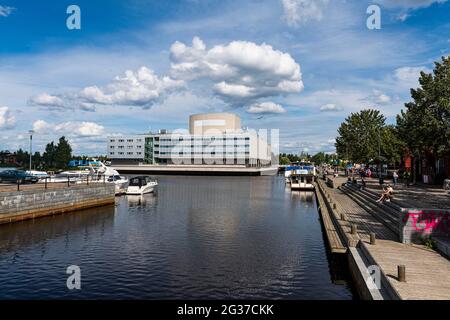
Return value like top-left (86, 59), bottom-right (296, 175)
top-left (110, 146), bottom-right (115, 149)
top-left (118, 139), bottom-right (124, 142)
top-left (110, 139), bottom-right (115, 143)
top-left (127, 139), bottom-right (133, 142)
top-left (127, 152), bottom-right (133, 155)
top-left (118, 146), bottom-right (124, 149)
top-left (110, 152), bottom-right (115, 155)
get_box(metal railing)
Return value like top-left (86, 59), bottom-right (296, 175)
top-left (1, 175), bottom-right (108, 193)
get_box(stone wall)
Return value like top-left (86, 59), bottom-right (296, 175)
top-left (400, 208), bottom-right (450, 244)
top-left (0, 184), bottom-right (115, 224)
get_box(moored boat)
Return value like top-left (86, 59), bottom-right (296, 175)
top-left (289, 165), bottom-right (316, 190)
top-left (126, 176), bottom-right (158, 195)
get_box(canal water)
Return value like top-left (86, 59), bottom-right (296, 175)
top-left (0, 176), bottom-right (354, 299)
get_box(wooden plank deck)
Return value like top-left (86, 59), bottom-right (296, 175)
top-left (366, 240), bottom-right (450, 300)
top-left (319, 176), bottom-right (450, 300)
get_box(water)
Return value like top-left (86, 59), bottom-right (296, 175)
top-left (0, 175), bottom-right (354, 299)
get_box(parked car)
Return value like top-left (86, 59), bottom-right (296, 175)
top-left (0, 170), bottom-right (39, 184)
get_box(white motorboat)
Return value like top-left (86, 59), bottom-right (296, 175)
top-left (126, 176), bottom-right (158, 195)
top-left (107, 174), bottom-right (129, 195)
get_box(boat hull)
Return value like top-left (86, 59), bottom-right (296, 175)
top-left (290, 183), bottom-right (315, 191)
top-left (126, 186), bottom-right (155, 195)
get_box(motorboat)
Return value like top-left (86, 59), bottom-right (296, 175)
top-left (107, 174), bottom-right (129, 195)
top-left (126, 176), bottom-right (158, 195)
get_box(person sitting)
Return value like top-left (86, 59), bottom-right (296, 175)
top-left (376, 184), bottom-right (394, 203)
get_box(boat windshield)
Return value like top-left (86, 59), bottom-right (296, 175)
top-left (129, 177), bottom-right (143, 186)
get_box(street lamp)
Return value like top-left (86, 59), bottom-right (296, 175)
top-left (28, 130), bottom-right (34, 172)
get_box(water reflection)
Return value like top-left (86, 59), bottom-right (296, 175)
top-left (0, 176), bottom-right (353, 299)
top-left (126, 194), bottom-right (158, 208)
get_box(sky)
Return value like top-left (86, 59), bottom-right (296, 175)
top-left (0, 0), bottom-right (449, 155)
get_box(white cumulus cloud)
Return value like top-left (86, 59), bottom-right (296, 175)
top-left (281, 0), bottom-right (329, 27)
top-left (0, 107), bottom-right (15, 129)
top-left (246, 102), bottom-right (287, 114)
top-left (320, 103), bottom-right (342, 112)
top-left (170, 37), bottom-right (303, 104)
top-left (33, 120), bottom-right (104, 137)
top-left (29, 93), bottom-right (65, 108)
top-left (78, 66), bottom-right (184, 107)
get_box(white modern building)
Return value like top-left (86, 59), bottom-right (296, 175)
top-left (107, 113), bottom-right (274, 167)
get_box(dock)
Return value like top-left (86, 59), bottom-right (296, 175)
top-left (0, 182), bottom-right (115, 225)
top-left (315, 176), bottom-right (450, 300)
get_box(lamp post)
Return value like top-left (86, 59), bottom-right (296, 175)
top-left (378, 128), bottom-right (384, 184)
top-left (28, 130), bottom-right (34, 172)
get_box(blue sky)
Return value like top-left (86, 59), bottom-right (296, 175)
top-left (0, 0), bottom-right (449, 155)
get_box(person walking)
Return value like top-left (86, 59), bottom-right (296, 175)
top-left (403, 170), bottom-right (411, 187)
top-left (393, 171), bottom-right (399, 186)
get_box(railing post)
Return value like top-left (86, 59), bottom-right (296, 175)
top-left (17, 179), bottom-right (20, 191)
top-left (45, 177), bottom-right (48, 189)
top-left (87, 175), bottom-right (89, 185)
top-left (67, 176), bottom-right (70, 187)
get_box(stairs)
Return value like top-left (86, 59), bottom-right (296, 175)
top-left (338, 183), bottom-right (401, 236)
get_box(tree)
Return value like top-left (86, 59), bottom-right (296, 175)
top-left (279, 155), bottom-right (291, 165)
top-left (396, 56), bottom-right (450, 183)
top-left (54, 136), bottom-right (72, 169)
top-left (336, 109), bottom-right (385, 163)
top-left (311, 152), bottom-right (326, 165)
top-left (43, 142), bottom-right (57, 169)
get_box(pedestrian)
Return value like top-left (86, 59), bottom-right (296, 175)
top-left (393, 171), bottom-right (399, 186)
top-left (403, 170), bottom-right (410, 187)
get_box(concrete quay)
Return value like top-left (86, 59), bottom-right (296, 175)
top-left (315, 176), bottom-right (450, 300)
top-left (0, 183), bottom-right (115, 225)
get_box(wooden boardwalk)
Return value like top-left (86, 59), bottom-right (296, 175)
top-left (317, 177), bottom-right (450, 300)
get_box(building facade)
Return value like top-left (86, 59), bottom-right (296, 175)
top-left (107, 113), bottom-right (273, 167)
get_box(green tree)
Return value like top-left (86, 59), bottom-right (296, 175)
top-left (279, 155), bottom-right (291, 165)
top-left (43, 142), bottom-right (57, 169)
top-left (336, 109), bottom-right (389, 163)
top-left (311, 152), bottom-right (326, 165)
top-left (54, 136), bottom-right (72, 169)
top-left (397, 56), bottom-right (450, 183)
